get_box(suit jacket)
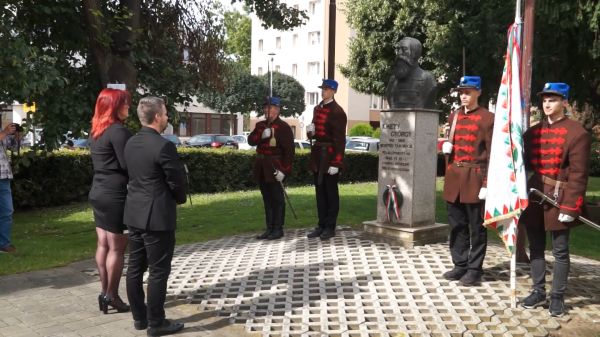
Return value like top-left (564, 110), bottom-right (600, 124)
top-left (521, 117), bottom-right (591, 230)
top-left (443, 106), bottom-right (494, 204)
top-left (248, 117), bottom-right (295, 183)
top-left (308, 99), bottom-right (347, 172)
top-left (124, 127), bottom-right (187, 231)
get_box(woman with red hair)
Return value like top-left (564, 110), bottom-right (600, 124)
top-left (89, 88), bottom-right (132, 314)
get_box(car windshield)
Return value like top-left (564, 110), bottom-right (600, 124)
top-left (346, 140), bottom-right (370, 151)
top-left (232, 135), bottom-right (247, 143)
top-left (190, 135), bottom-right (212, 143)
top-left (73, 138), bottom-right (89, 147)
top-left (162, 135), bottom-right (180, 144)
top-left (215, 136), bottom-right (232, 143)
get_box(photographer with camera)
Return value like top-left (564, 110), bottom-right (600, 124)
top-left (0, 122), bottom-right (23, 253)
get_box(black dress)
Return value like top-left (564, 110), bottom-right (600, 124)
top-left (89, 123), bottom-right (132, 233)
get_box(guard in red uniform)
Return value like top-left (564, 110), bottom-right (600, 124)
top-left (306, 79), bottom-right (347, 240)
top-left (441, 76), bottom-right (494, 286)
top-left (248, 97), bottom-right (295, 240)
top-left (519, 83), bottom-right (591, 317)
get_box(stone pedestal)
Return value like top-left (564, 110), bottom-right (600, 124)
top-left (363, 108), bottom-right (449, 247)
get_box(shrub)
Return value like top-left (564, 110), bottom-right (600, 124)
top-left (372, 128), bottom-right (381, 139)
top-left (348, 123), bottom-right (374, 137)
top-left (10, 148), bottom-right (379, 208)
top-left (591, 141), bottom-right (600, 177)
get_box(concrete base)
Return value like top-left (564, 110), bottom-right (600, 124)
top-left (363, 221), bottom-right (449, 248)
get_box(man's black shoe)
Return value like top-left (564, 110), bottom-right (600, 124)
top-left (256, 225), bottom-right (273, 239)
top-left (458, 270), bottom-right (482, 286)
top-left (521, 290), bottom-right (547, 309)
top-left (147, 319), bottom-right (184, 336)
top-left (134, 320), bottom-right (148, 330)
top-left (549, 294), bottom-right (566, 317)
top-left (442, 267), bottom-right (467, 281)
top-left (319, 229), bottom-right (335, 240)
top-left (267, 226), bottom-right (283, 240)
top-left (306, 227), bottom-right (323, 238)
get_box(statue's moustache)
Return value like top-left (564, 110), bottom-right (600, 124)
top-left (396, 56), bottom-right (414, 67)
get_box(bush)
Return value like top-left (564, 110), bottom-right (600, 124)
top-left (10, 148), bottom-right (379, 208)
top-left (591, 141), bottom-right (600, 177)
top-left (348, 123), bottom-right (374, 137)
top-left (372, 128), bottom-right (381, 139)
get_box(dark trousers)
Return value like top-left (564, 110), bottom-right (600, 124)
top-left (126, 228), bottom-right (175, 327)
top-left (259, 181), bottom-right (285, 227)
top-left (527, 222), bottom-right (570, 296)
top-left (314, 173), bottom-right (339, 229)
top-left (447, 201), bottom-right (487, 272)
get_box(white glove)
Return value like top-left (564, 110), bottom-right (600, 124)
top-left (306, 123), bottom-right (315, 133)
top-left (327, 166), bottom-right (339, 175)
top-left (442, 142), bottom-right (453, 155)
top-left (478, 187), bottom-right (487, 200)
top-left (261, 128), bottom-right (271, 139)
top-left (558, 213), bottom-right (575, 223)
top-left (273, 170), bottom-right (285, 182)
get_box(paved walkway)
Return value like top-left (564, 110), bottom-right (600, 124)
top-left (1, 228), bottom-right (600, 337)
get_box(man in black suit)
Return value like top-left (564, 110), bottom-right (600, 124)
top-left (124, 97), bottom-right (187, 336)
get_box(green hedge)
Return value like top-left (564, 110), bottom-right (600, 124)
top-left (11, 148), bottom-right (379, 209)
top-left (591, 141), bottom-right (600, 177)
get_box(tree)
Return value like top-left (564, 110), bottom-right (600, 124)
top-left (0, 0), bottom-right (306, 150)
top-left (340, 0), bottom-right (600, 119)
top-left (224, 10), bottom-right (252, 69)
top-left (349, 123), bottom-right (374, 137)
top-left (261, 72), bottom-right (306, 117)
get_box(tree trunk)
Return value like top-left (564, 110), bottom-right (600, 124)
top-left (83, 0), bottom-right (140, 91)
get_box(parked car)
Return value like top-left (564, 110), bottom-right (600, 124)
top-left (185, 134), bottom-right (238, 149)
top-left (345, 137), bottom-right (380, 153)
top-left (294, 139), bottom-right (311, 150)
top-left (232, 134), bottom-right (254, 150)
top-left (162, 134), bottom-right (182, 147)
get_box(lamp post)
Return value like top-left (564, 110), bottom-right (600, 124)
top-left (268, 52), bottom-right (276, 96)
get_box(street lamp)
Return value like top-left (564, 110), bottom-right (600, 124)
top-left (268, 52), bottom-right (276, 96)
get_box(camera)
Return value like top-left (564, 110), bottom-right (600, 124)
top-left (11, 123), bottom-right (24, 133)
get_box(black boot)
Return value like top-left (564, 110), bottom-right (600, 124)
top-left (267, 225), bottom-right (283, 240)
top-left (307, 227), bottom-right (323, 238)
top-left (256, 224), bottom-right (273, 239)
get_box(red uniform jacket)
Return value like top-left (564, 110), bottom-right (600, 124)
top-left (308, 99), bottom-right (347, 172)
top-left (443, 106), bottom-right (494, 204)
top-left (248, 117), bottom-right (295, 183)
top-left (521, 117), bottom-right (591, 231)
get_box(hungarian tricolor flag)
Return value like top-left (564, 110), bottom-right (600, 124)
top-left (483, 23), bottom-right (529, 253)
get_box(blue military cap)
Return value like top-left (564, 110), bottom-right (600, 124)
top-left (453, 76), bottom-right (481, 91)
top-left (263, 96), bottom-right (281, 106)
top-left (537, 82), bottom-right (569, 100)
top-left (318, 79), bottom-right (338, 91)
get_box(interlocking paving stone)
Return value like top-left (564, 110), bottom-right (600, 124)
top-left (162, 228), bottom-right (600, 337)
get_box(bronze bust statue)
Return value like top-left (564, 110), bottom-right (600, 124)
top-left (385, 37), bottom-right (437, 109)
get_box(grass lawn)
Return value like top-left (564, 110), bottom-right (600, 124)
top-left (2, 177), bottom-right (599, 276)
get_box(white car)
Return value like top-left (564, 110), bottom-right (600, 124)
top-left (345, 137), bottom-right (380, 153)
top-left (294, 139), bottom-right (311, 150)
top-left (232, 134), bottom-right (254, 150)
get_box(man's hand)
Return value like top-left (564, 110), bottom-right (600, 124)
top-left (273, 170), bottom-right (285, 182)
top-left (327, 166), bottom-right (339, 175)
top-left (478, 187), bottom-right (487, 200)
top-left (442, 142), bottom-right (453, 155)
top-left (261, 128), bottom-right (271, 139)
top-left (558, 213), bottom-right (575, 223)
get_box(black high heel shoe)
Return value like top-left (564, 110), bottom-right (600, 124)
top-left (100, 295), bottom-right (130, 314)
top-left (98, 293), bottom-right (105, 312)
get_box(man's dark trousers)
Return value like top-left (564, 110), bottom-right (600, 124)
top-left (447, 201), bottom-right (487, 272)
top-left (314, 173), bottom-right (339, 230)
top-left (259, 181), bottom-right (285, 228)
top-left (126, 228), bottom-right (175, 326)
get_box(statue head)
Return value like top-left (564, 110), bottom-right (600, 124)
top-left (393, 37), bottom-right (422, 79)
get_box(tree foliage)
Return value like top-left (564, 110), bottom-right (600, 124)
top-left (224, 10), bottom-right (252, 70)
top-left (341, 0), bottom-right (600, 117)
top-left (262, 72), bottom-right (306, 117)
top-left (0, 0), bottom-right (306, 151)
top-left (349, 123), bottom-right (374, 137)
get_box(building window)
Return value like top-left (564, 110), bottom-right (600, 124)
top-left (292, 64), bottom-right (298, 77)
top-left (275, 65), bottom-right (280, 72)
top-left (308, 31), bottom-right (320, 45)
top-left (370, 94), bottom-right (384, 109)
top-left (275, 36), bottom-right (281, 49)
top-left (307, 62), bottom-right (320, 75)
top-left (258, 39), bottom-right (263, 51)
top-left (293, 34), bottom-right (298, 47)
top-left (309, 1), bottom-right (316, 14)
top-left (306, 92), bottom-right (319, 105)
top-left (257, 67), bottom-right (263, 76)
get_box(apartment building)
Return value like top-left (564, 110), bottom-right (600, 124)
top-left (250, 0), bottom-right (383, 139)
